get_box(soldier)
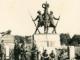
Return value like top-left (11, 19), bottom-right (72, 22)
top-left (20, 43), bottom-right (25, 60)
top-left (31, 46), bottom-right (38, 60)
top-left (0, 40), bottom-right (5, 60)
top-left (33, 11), bottom-right (44, 34)
top-left (49, 11), bottom-right (60, 33)
top-left (20, 41), bottom-right (31, 60)
top-left (49, 50), bottom-right (55, 60)
top-left (41, 50), bottom-right (49, 60)
top-left (14, 42), bottom-right (20, 60)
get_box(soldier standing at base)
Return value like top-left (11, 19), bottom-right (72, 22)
top-left (0, 40), bottom-right (5, 60)
top-left (41, 50), bottom-right (49, 60)
top-left (33, 11), bottom-right (44, 34)
top-left (49, 11), bottom-right (60, 33)
top-left (14, 42), bottom-right (20, 60)
top-left (49, 50), bottom-right (55, 60)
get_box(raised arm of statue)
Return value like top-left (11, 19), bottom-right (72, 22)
top-left (33, 16), bottom-right (39, 21)
top-left (53, 16), bottom-right (60, 20)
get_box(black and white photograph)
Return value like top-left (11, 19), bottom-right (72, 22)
top-left (0, 0), bottom-right (80, 60)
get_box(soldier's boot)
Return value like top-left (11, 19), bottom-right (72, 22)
top-left (34, 28), bottom-right (38, 34)
top-left (34, 25), bottom-right (41, 34)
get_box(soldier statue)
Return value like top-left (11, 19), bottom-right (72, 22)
top-left (33, 11), bottom-right (44, 34)
top-left (33, 2), bottom-right (60, 34)
top-left (0, 40), bottom-right (5, 60)
top-left (49, 11), bottom-right (60, 33)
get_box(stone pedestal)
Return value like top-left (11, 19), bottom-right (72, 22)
top-left (34, 34), bottom-right (61, 54)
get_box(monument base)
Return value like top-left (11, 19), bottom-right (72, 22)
top-left (34, 34), bottom-right (61, 54)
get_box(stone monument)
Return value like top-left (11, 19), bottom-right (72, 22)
top-left (32, 2), bottom-right (61, 54)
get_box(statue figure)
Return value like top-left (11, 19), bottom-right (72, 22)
top-left (48, 11), bottom-right (60, 33)
top-left (42, 2), bottom-right (50, 33)
top-left (0, 40), bottom-right (5, 60)
top-left (33, 11), bottom-right (44, 34)
top-left (33, 2), bottom-right (60, 34)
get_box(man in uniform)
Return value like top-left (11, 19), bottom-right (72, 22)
top-left (49, 50), bottom-right (55, 60)
top-left (49, 11), bottom-right (60, 33)
top-left (14, 42), bottom-right (20, 60)
top-left (33, 11), bottom-right (44, 34)
top-left (0, 40), bottom-right (5, 60)
top-left (31, 46), bottom-right (38, 60)
top-left (41, 50), bottom-right (49, 60)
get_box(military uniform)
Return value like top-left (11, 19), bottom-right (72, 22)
top-left (41, 50), bottom-right (49, 60)
top-left (20, 43), bottom-right (31, 60)
top-left (49, 51), bottom-right (55, 60)
top-left (49, 11), bottom-right (59, 27)
top-left (0, 41), bottom-right (5, 60)
top-left (35, 14), bottom-right (44, 27)
top-left (14, 44), bottom-right (20, 60)
top-left (48, 11), bottom-right (60, 33)
top-left (34, 11), bottom-right (44, 34)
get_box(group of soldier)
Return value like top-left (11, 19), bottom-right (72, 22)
top-left (40, 49), bottom-right (69, 60)
top-left (33, 2), bottom-right (60, 34)
top-left (0, 39), bottom-right (69, 60)
top-left (40, 50), bottom-right (55, 60)
top-left (13, 40), bottom-right (50, 60)
top-left (14, 43), bottom-right (54, 60)
top-left (13, 40), bottom-right (57, 60)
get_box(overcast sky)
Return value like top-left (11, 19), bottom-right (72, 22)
top-left (0, 0), bottom-right (80, 36)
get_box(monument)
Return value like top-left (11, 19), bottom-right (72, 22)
top-left (33, 2), bottom-right (60, 34)
top-left (32, 2), bottom-right (61, 54)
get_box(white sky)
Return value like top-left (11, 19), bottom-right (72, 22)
top-left (0, 0), bottom-right (80, 36)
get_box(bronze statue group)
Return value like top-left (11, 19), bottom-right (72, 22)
top-left (33, 2), bottom-right (60, 34)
